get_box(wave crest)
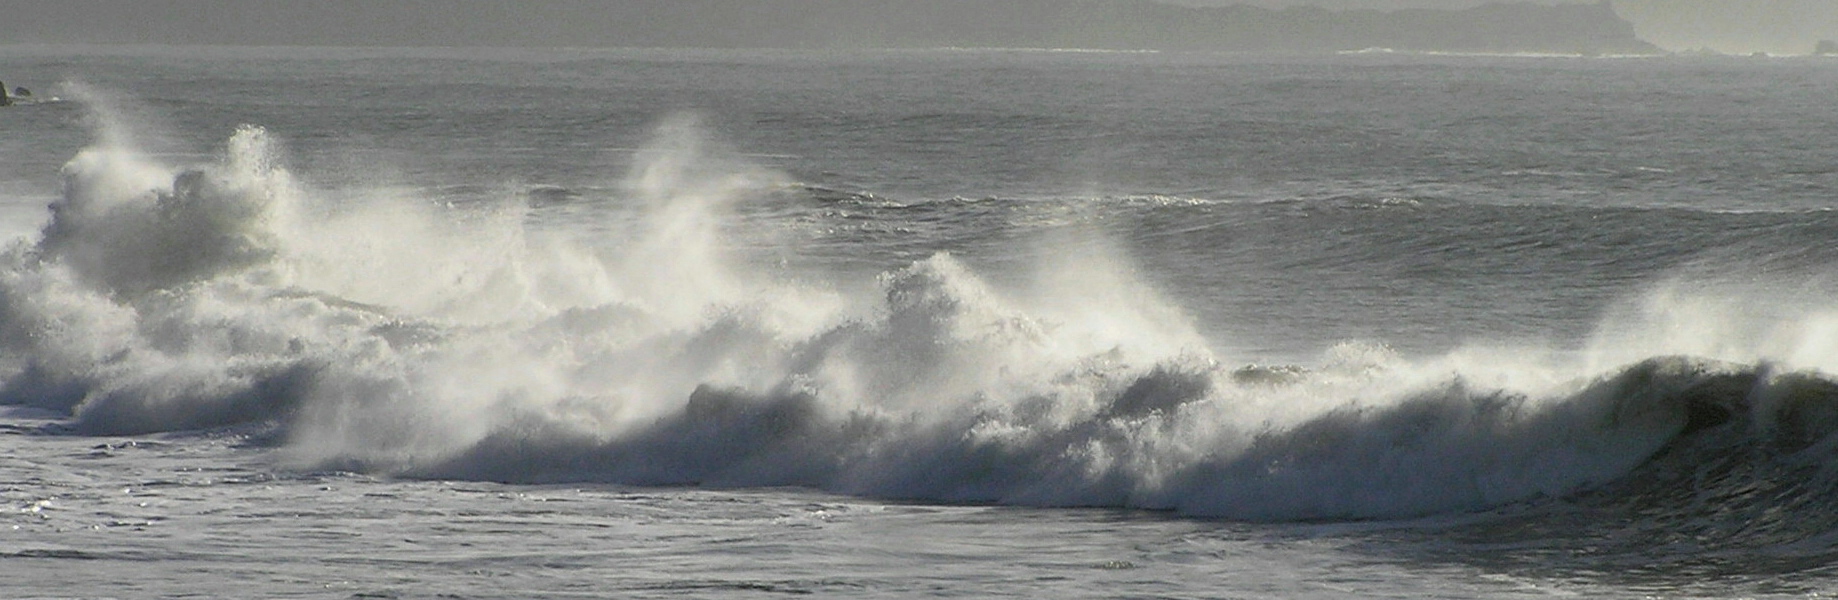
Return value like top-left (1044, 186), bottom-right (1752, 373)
top-left (6, 101), bottom-right (1838, 524)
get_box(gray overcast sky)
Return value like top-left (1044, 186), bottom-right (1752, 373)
top-left (1183, 0), bottom-right (1838, 54)
top-left (1, 0), bottom-right (1833, 56)
top-left (1185, 0), bottom-right (1572, 6)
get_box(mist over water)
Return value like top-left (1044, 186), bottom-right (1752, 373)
top-left (0, 83), bottom-right (1830, 526)
top-left (7, 49), bottom-right (1838, 597)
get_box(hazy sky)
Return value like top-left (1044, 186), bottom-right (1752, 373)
top-left (1, 0), bottom-right (1833, 56)
top-left (1615, 0), bottom-right (1838, 55)
top-left (1186, 0), bottom-right (1838, 54)
top-left (1187, 0), bottom-right (1572, 7)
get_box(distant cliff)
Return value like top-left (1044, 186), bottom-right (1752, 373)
top-left (1, 0), bottom-right (1661, 55)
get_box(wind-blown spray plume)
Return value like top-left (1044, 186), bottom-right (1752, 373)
top-left (7, 96), bottom-right (1838, 523)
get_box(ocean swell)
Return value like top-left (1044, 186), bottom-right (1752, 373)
top-left (5, 102), bottom-right (1838, 523)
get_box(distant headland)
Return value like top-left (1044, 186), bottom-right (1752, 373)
top-left (603, 0), bottom-right (1663, 55)
top-left (1, 0), bottom-right (1660, 55)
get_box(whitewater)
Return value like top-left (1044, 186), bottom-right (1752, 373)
top-left (4, 46), bottom-right (1838, 598)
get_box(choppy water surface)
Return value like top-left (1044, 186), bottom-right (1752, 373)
top-left (4, 46), bottom-right (1838, 598)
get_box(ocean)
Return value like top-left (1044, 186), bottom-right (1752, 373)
top-left (3, 45), bottom-right (1838, 598)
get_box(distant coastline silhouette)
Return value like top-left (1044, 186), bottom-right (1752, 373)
top-left (0, 1), bottom-right (1660, 55)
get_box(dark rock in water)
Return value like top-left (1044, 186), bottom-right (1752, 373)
top-left (12, 87), bottom-right (28, 97)
top-left (0, 81), bottom-right (10, 107)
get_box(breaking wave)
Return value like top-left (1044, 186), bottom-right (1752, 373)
top-left (6, 96), bottom-right (1838, 526)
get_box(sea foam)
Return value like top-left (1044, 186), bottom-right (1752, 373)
top-left (4, 95), bottom-right (1837, 521)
